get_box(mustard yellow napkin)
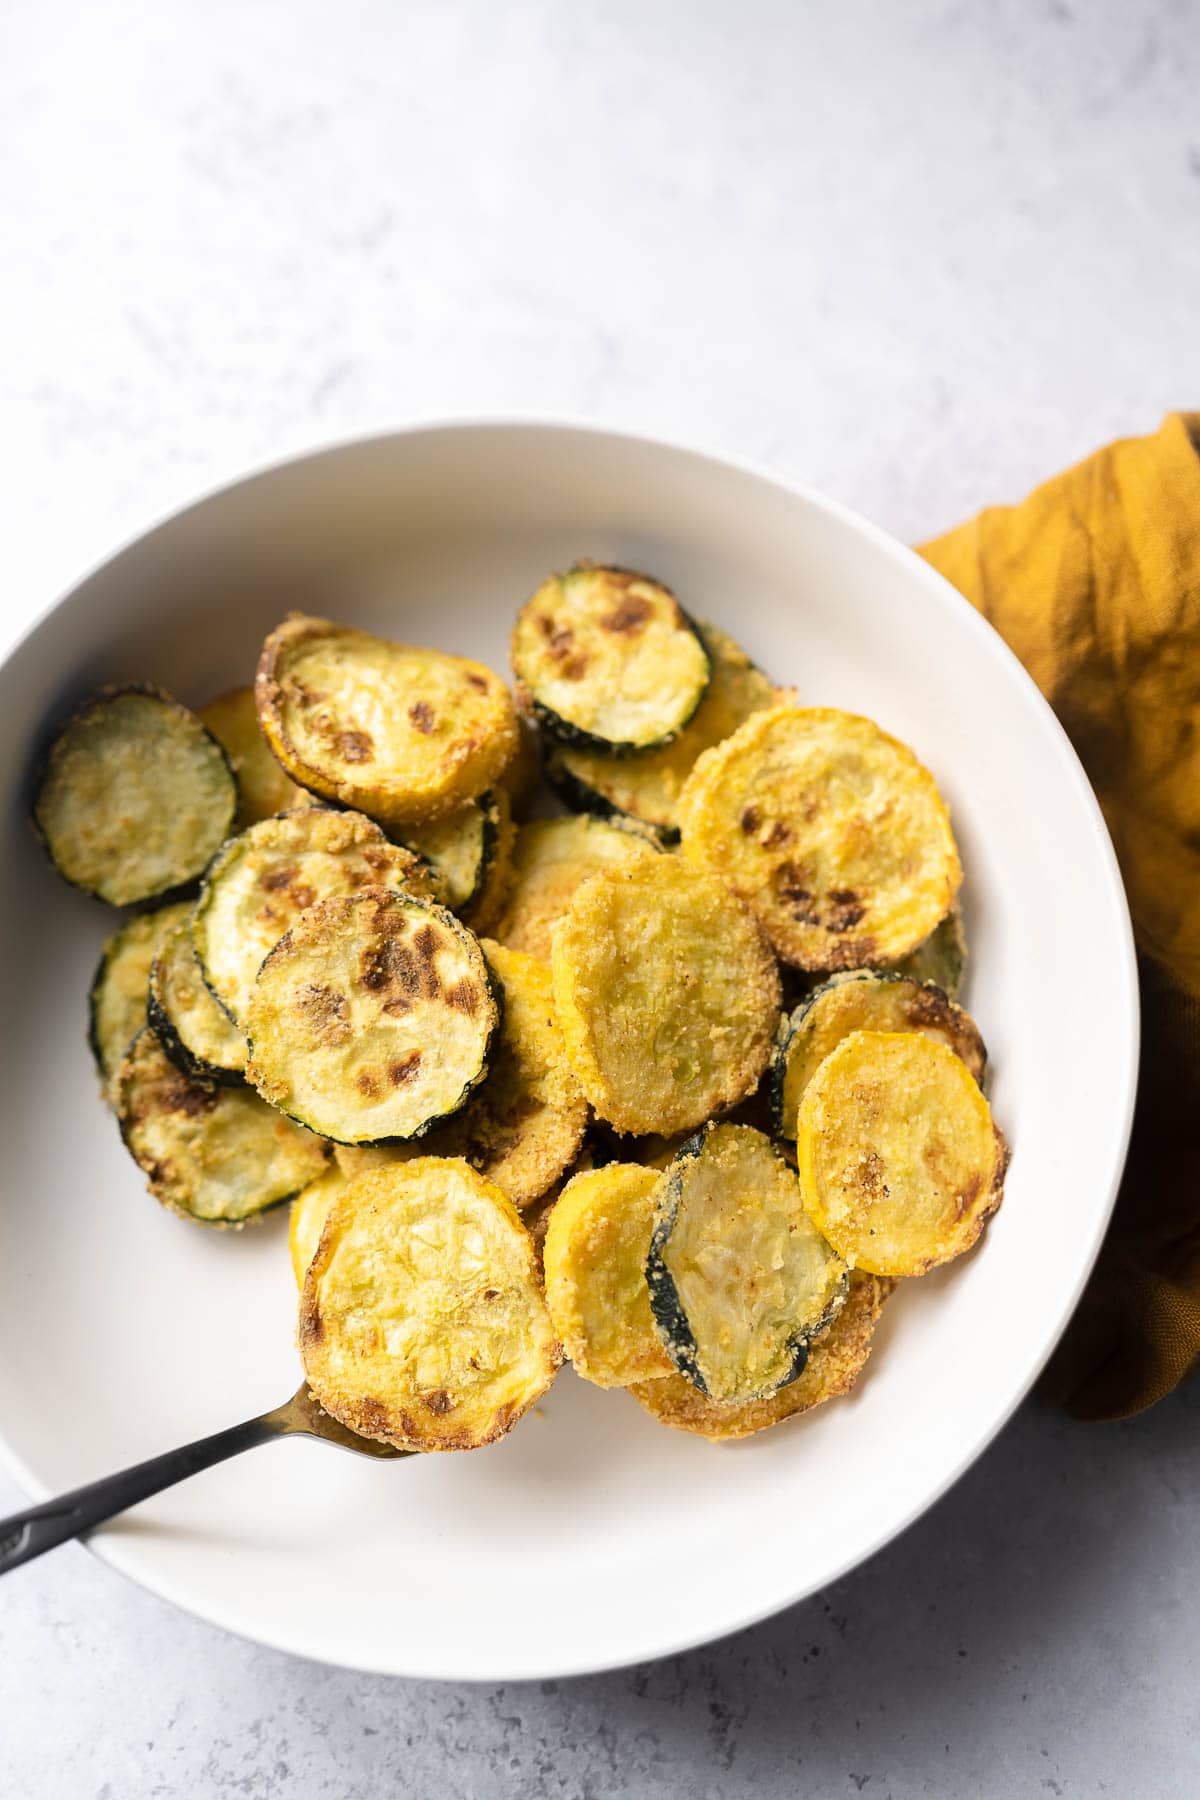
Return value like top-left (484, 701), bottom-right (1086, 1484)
top-left (919, 413), bottom-right (1200, 1419)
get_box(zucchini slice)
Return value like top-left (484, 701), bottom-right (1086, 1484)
top-left (678, 705), bottom-right (962, 971)
top-left (245, 890), bottom-right (500, 1145)
top-left (547, 623), bottom-right (776, 843)
top-left (629, 1271), bottom-right (893, 1440)
top-left (148, 922), bottom-right (249, 1085)
top-left (299, 1159), bottom-right (561, 1452)
top-left (88, 901), bottom-right (192, 1099)
top-left (769, 971), bottom-right (986, 1141)
top-left (255, 614), bottom-right (519, 826)
top-left (491, 814), bottom-right (660, 962)
top-left (543, 1164), bottom-right (674, 1388)
top-left (551, 859), bottom-right (780, 1135)
top-left (288, 1163), bottom-right (351, 1288)
top-left (33, 685), bottom-right (237, 906)
top-left (395, 787), bottom-right (513, 926)
top-left (646, 1124), bottom-right (847, 1405)
top-left (510, 564), bottom-right (711, 752)
top-left (116, 1027), bottom-right (329, 1225)
top-left (310, 942), bottom-right (585, 1207)
top-left (198, 685), bottom-right (305, 828)
top-left (887, 906), bottom-right (967, 997)
top-left (795, 1030), bottom-right (1008, 1277)
top-left (192, 807), bottom-right (435, 1025)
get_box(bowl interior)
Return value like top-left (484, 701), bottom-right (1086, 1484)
top-left (0, 425), bottom-right (1135, 1679)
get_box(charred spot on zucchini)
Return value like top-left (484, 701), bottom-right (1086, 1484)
top-left (511, 564), bottom-right (711, 752)
top-left (546, 622), bottom-right (776, 843)
top-left (795, 1030), bottom-right (1008, 1277)
top-left (148, 922), bottom-right (248, 1085)
top-left (192, 806), bottom-right (435, 1025)
top-left (299, 1159), bottom-right (561, 1451)
top-left (116, 1027), bottom-right (329, 1225)
top-left (491, 814), bottom-right (660, 962)
top-left (769, 970), bottom-right (986, 1141)
top-left (199, 685), bottom-right (304, 828)
top-left (256, 614), bottom-right (518, 826)
top-left (33, 684), bottom-right (237, 906)
top-left (245, 890), bottom-right (500, 1145)
top-left (551, 859), bottom-right (780, 1136)
top-left (543, 1164), bottom-right (674, 1388)
top-left (887, 906), bottom-right (967, 997)
top-left (288, 1163), bottom-right (351, 1288)
top-left (679, 704), bottom-right (962, 971)
top-left (646, 1124), bottom-right (847, 1406)
top-left (629, 1271), bottom-right (893, 1440)
top-left (88, 901), bottom-right (192, 1099)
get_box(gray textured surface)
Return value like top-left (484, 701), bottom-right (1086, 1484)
top-left (2, 1), bottom-right (1198, 1794)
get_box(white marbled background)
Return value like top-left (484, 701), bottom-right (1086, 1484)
top-left (2, 1), bottom-right (1198, 1795)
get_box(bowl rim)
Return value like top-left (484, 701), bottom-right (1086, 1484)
top-left (0, 416), bottom-right (1139, 1679)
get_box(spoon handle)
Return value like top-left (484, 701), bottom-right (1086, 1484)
top-left (0, 1412), bottom-right (278, 1576)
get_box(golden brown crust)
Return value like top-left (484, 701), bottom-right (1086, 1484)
top-left (256, 614), bottom-right (518, 825)
top-left (627, 1271), bottom-right (894, 1439)
top-left (491, 815), bottom-right (661, 961)
top-left (288, 1164), bottom-right (351, 1287)
top-left (678, 705), bottom-right (962, 970)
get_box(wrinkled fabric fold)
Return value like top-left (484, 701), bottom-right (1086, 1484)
top-left (919, 413), bottom-right (1200, 1419)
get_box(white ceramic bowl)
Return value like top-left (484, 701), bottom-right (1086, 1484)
top-left (0, 423), bottom-right (1137, 1680)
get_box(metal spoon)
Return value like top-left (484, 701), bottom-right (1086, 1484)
top-left (0, 1383), bottom-right (410, 1576)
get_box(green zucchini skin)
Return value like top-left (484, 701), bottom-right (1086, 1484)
top-left (543, 751), bottom-right (680, 846)
top-left (32, 683), bottom-right (238, 908)
top-left (146, 985), bottom-right (243, 1087)
top-left (87, 900), bottom-right (193, 1095)
top-left (391, 789), bottom-right (502, 916)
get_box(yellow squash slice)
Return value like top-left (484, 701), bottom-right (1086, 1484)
top-left (316, 942), bottom-right (586, 1207)
top-left (299, 1159), bottom-right (561, 1451)
top-left (548, 622), bottom-right (776, 842)
top-left (770, 971), bottom-right (986, 1141)
top-left (246, 891), bottom-right (500, 1144)
top-left (795, 1030), bottom-right (1008, 1276)
top-left (88, 902), bottom-right (192, 1099)
top-left (256, 614), bottom-right (518, 826)
top-left (192, 807), bottom-right (435, 1025)
top-left (551, 860), bottom-right (780, 1135)
top-left (628, 1271), bottom-right (893, 1440)
top-left (288, 1163), bottom-right (351, 1287)
top-left (647, 1125), bottom-right (847, 1404)
top-left (511, 564), bottom-right (711, 751)
top-left (116, 1027), bottom-right (329, 1225)
top-left (678, 705), bottom-right (961, 971)
top-left (198, 684), bottom-right (304, 828)
top-left (491, 814), bottom-right (660, 962)
top-left (542, 1165), bottom-right (674, 1388)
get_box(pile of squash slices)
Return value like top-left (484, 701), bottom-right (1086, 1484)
top-left (37, 563), bottom-right (1008, 1452)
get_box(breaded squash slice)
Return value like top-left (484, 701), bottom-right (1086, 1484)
top-left (117, 1027), bottom-right (329, 1225)
top-left (628, 1271), bottom-right (893, 1440)
top-left (551, 860), bottom-right (780, 1135)
top-left (770, 971), bottom-right (986, 1141)
top-left (246, 891), bottom-right (500, 1145)
top-left (647, 1125), bottom-right (846, 1404)
top-left (887, 905), bottom-right (967, 997)
top-left (496, 714), bottom-right (542, 819)
top-left (256, 614), bottom-right (518, 826)
top-left (34, 685), bottom-right (237, 906)
top-left (192, 807), bottom-right (435, 1025)
top-left (299, 1159), bottom-right (561, 1451)
top-left (198, 684), bottom-right (304, 828)
top-left (491, 814), bottom-right (660, 961)
top-left (149, 922), bottom-right (248, 1085)
top-left (319, 942), bottom-right (585, 1207)
top-left (796, 1030), bottom-right (1008, 1276)
top-left (288, 1163), bottom-right (351, 1287)
top-left (511, 564), bottom-right (711, 752)
top-left (678, 705), bottom-right (961, 971)
top-left (395, 787), bottom-right (514, 930)
top-left (547, 623), bottom-right (776, 843)
top-left (88, 902), bottom-right (192, 1100)
top-left (543, 1165), bottom-right (674, 1387)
